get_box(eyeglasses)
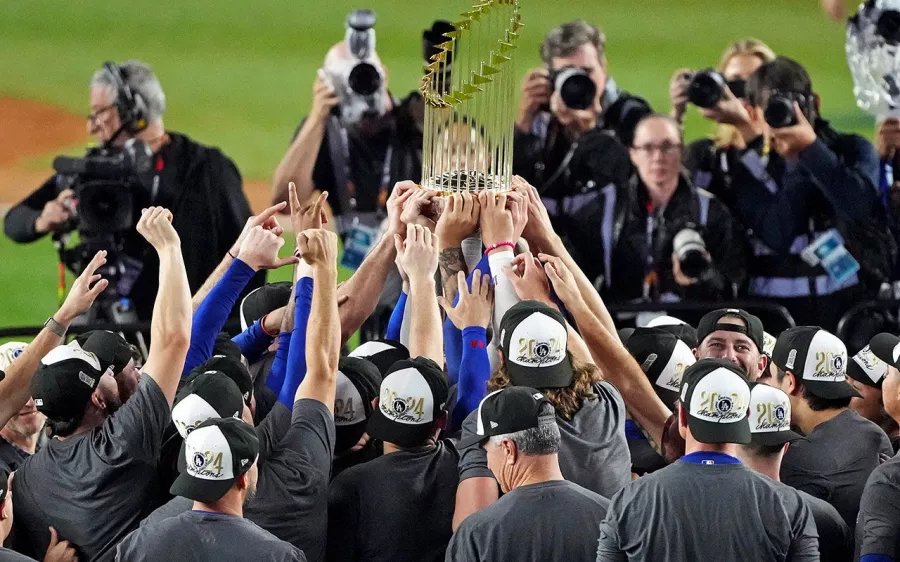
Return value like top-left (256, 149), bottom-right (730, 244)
top-left (87, 104), bottom-right (116, 123)
top-left (631, 143), bottom-right (683, 156)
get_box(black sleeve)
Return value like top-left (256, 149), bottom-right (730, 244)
top-left (326, 473), bottom-right (360, 562)
top-left (3, 176), bottom-right (59, 243)
top-left (512, 127), bottom-right (544, 184)
top-left (566, 195), bottom-right (609, 284)
top-left (684, 197), bottom-right (747, 300)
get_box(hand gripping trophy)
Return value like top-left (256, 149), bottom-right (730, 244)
top-left (419, 0), bottom-right (522, 199)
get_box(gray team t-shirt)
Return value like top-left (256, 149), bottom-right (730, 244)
top-left (780, 408), bottom-right (892, 529)
top-left (856, 452), bottom-right (900, 559)
top-left (458, 382), bottom-right (630, 498)
top-left (0, 548), bottom-right (34, 562)
top-left (116, 510), bottom-right (306, 561)
top-left (446, 480), bottom-right (609, 562)
top-left (596, 459), bottom-right (819, 562)
top-left (141, 400), bottom-right (334, 562)
top-left (12, 377), bottom-right (170, 562)
top-left (796, 490), bottom-right (850, 562)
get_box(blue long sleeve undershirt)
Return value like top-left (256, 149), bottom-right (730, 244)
top-left (451, 326), bottom-right (491, 432)
top-left (444, 255), bottom-right (490, 385)
top-left (278, 277), bottom-right (314, 408)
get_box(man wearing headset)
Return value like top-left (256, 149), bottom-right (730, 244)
top-left (4, 60), bottom-right (259, 320)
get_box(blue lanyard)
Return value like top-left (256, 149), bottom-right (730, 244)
top-left (681, 452), bottom-right (741, 465)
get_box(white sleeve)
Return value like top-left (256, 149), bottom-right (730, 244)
top-left (400, 292), bottom-right (412, 348)
top-left (487, 250), bottom-right (520, 336)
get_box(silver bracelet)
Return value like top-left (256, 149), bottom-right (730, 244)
top-left (43, 317), bottom-right (67, 338)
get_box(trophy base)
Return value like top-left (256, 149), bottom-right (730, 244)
top-left (421, 170), bottom-right (507, 194)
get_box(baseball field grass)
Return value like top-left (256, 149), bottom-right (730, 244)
top-left (0, 0), bottom-right (869, 331)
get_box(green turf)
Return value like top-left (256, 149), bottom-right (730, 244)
top-left (0, 0), bottom-right (868, 329)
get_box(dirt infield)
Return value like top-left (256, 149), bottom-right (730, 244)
top-left (0, 96), bottom-right (271, 211)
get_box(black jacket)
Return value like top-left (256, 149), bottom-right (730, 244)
top-left (4, 132), bottom-right (261, 320)
top-left (568, 174), bottom-right (747, 303)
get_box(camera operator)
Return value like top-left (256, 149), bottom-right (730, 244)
top-left (271, 10), bottom-right (425, 234)
top-left (670, 38), bottom-right (776, 156)
top-left (568, 114), bottom-right (746, 304)
top-left (513, 20), bottom-right (652, 238)
top-left (683, 56), bottom-right (887, 328)
top-left (3, 60), bottom-right (258, 321)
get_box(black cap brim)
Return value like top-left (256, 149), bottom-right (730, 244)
top-left (751, 429), bottom-right (803, 447)
top-left (846, 362), bottom-right (883, 389)
top-left (687, 416), bottom-right (752, 445)
top-left (457, 432), bottom-right (489, 449)
top-left (170, 444), bottom-right (237, 503)
top-left (869, 333), bottom-right (900, 370)
top-left (801, 379), bottom-right (862, 400)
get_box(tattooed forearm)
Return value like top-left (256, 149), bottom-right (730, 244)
top-left (439, 247), bottom-right (467, 303)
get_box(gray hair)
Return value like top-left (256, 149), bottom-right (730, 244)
top-left (91, 60), bottom-right (166, 123)
top-left (540, 20), bottom-right (606, 66)
top-left (488, 403), bottom-right (560, 455)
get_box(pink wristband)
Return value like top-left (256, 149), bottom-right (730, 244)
top-left (484, 241), bottom-right (514, 255)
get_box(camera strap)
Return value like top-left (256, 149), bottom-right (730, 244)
top-left (739, 150), bottom-right (778, 194)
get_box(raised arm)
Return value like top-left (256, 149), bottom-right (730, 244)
top-left (191, 202), bottom-right (287, 311)
top-left (295, 229), bottom-right (341, 409)
top-left (336, 182), bottom-right (414, 344)
top-left (0, 251), bottom-right (108, 428)
top-left (137, 207), bottom-right (193, 407)
top-left (435, 193), bottom-right (481, 303)
top-left (397, 223), bottom-right (443, 364)
top-left (542, 254), bottom-right (672, 451)
top-left (516, 179), bottom-right (620, 343)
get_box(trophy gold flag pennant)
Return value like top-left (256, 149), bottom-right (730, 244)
top-left (420, 0), bottom-right (522, 194)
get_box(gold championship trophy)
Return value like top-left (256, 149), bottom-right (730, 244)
top-left (420, 0), bottom-right (522, 195)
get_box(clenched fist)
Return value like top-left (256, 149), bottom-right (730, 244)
top-left (298, 228), bottom-right (338, 268)
top-left (237, 226), bottom-right (298, 271)
top-left (137, 207), bottom-right (179, 251)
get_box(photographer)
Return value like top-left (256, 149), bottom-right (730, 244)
top-left (670, 38), bottom-right (776, 156)
top-left (568, 114), bottom-right (746, 304)
top-left (271, 10), bottom-right (426, 234)
top-left (513, 20), bottom-right (651, 237)
top-left (684, 56), bottom-right (887, 328)
top-left (3, 60), bottom-right (257, 321)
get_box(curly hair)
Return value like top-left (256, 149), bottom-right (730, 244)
top-left (488, 352), bottom-right (602, 420)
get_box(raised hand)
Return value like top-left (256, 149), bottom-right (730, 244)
top-left (517, 68), bottom-right (552, 132)
top-left (435, 193), bottom-right (481, 248)
top-left (400, 189), bottom-right (438, 231)
top-left (298, 228), bottom-right (339, 268)
top-left (439, 270), bottom-right (494, 329)
top-left (311, 71), bottom-right (340, 123)
top-left (514, 177), bottom-right (555, 251)
top-left (396, 223), bottom-right (439, 281)
top-left (506, 190), bottom-right (529, 244)
top-left (670, 69), bottom-right (693, 123)
top-left (386, 181), bottom-right (417, 237)
top-left (229, 202), bottom-right (287, 257)
top-left (137, 207), bottom-right (180, 251)
top-left (289, 182), bottom-right (328, 235)
top-left (503, 251), bottom-right (553, 305)
top-left (539, 253), bottom-right (581, 306)
top-left (771, 103), bottom-right (817, 160)
top-left (478, 192), bottom-right (514, 249)
top-left (237, 226), bottom-right (298, 271)
top-left (57, 250), bottom-right (109, 324)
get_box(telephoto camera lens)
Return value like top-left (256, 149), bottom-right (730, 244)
top-left (687, 70), bottom-right (726, 108)
top-left (672, 228), bottom-right (710, 279)
top-left (551, 67), bottom-right (597, 110)
top-left (764, 94), bottom-right (799, 128)
top-left (348, 62), bottom-right (382, 96)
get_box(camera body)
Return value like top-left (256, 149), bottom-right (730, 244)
top-left (541, 66), bottom-right (598, 111)
top-left (672, 226), bottom-right (711, 279)
top-left (763, 91), bottom-right (814, 129)
top-left (324, 9), bottom-right (388, 126)
top-left (687, 69), bottom-right (747, 108)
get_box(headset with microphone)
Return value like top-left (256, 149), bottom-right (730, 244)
top-left (102, 61), bottom-right (149, 144)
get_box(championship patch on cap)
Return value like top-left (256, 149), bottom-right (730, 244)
top-left (31, 344), bottom-right (104, 422)
top-left (500, 301), bottom-right (573, 389)
top-left (868, 333), bottom-right (900, 375)
top-left (680, 358), bottom-right (751, 445)
top-left (172, 371), bottom-right (243, 439)
top-left (625, 327), bottom-right (695, 409)
top-left (748, 383), bottom-right (801, 446)
top-left (170, 417), bottom-right (259, 503)
top-left (763, 332), bottom-right (776, 357)
top-left (848, 345), bottom-right (888, 388)
top-left (771, 327), bottom-right (860, 400)
top-left (366, 358), bottom-right (448, 448)
top-left (334, 371), bottom-right (366, 426)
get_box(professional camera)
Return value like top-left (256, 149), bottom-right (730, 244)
top-left (324, 9), bottom-right (389, 126)
top-left (673, 227), bottom-right (711, 279)
top-left (686, 69), bottom-right (747, 108)
top-left (544, 67), bottom-right (597, 111)
top-left (51, 139), bottom-right (153, 313)
top-left (763, 91), bottom-right (814, 128)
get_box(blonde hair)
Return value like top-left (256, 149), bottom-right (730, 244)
top-left (489, 353), bottom-right (602, 420)
top-left (714, 38), bottom-right (776, 149)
